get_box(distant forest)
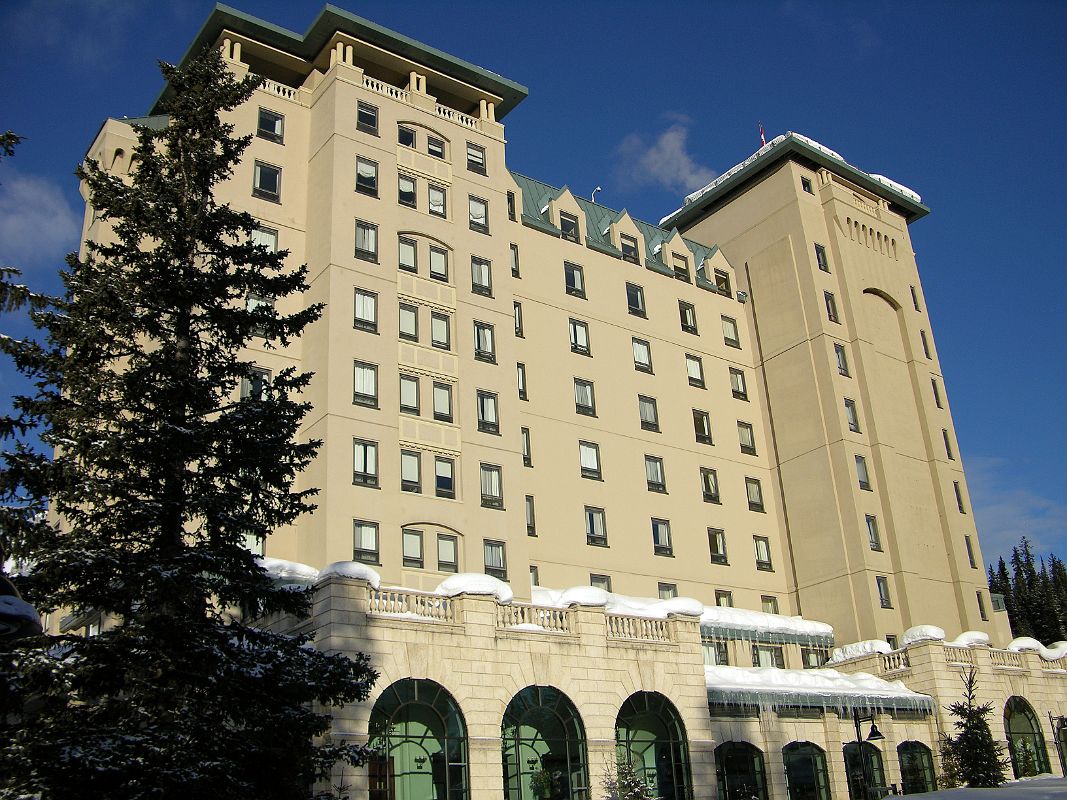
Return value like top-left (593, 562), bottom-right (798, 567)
top-left (988, 536), bottom-right (1067, 642)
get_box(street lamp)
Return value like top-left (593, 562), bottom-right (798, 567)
top-left (852, 709), bottom-right (885, 800)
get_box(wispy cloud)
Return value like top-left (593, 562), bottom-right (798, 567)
top-left (0, 169), bottom-right (81, 271)
top-left (615, 114), bottom-right (717, 195)
top-left (967, 455), bottom-right (1067, 565)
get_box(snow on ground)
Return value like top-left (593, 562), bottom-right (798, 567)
top-left (916, 776), bottom-right (1067, 799)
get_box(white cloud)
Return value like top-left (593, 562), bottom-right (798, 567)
top-left (615, 115), bottom-right (717, 195)
top-left (0, 169), bottom-right (81, 270)
top-left (967, 455), bottom-right (1067, 566)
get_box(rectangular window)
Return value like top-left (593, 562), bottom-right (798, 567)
top-left (530, 565), bottom-right (539, 586)
top-left (399, 302), bottom-right (418, 342)
top-left (716, 590), bottom-right (733, 607)
top-left (480, 463), bottom-right (503, 509)
top-left (356, 156), bottom-right (378, 197)
top-left (920, 329), bottom-right (931, 359)
top-left (466, 142), bottom-right (486, 174)
top-left (754, 536), bottom-right (773, 571)
top-left (398, 174), bottom-right (417, 208)
top-left (560, 212), bottom-right (580, 243)
top-left (932, 378), bottom-right (943, 408)
top-left (672, 253), bottom-right (690, 282)
top-left (714, 269), bottom-right (732, 297)
top-left (954, 480), bottom-right (966, 513)
top-left (521, 427), bottom-right (531, 466)
top-left (752, 644), bottom-right (785, 668)
top-left (355, 219), bottom-right (378, 262)
top-left (701, 468), bottom-right (720, 504)
top-left (437, 534), bottom-right (458, 573)
top-left (240, 366), bottom-right (271, 401)
top-left (708, 528), bottom-right (728, 564)
top-left (845, 398), bottom-right (861, 432)
top-left (399, 374), bottom-right (419, 415)
top-left (638, 395), bottom-right (659, 432)
top-left (722, 315), bottom-right (741, 348)
top-left (569, 319), bottom-right (591, 355)
top-left (506, 191), bottom-right (516, 221)
top-left (762, 595), bottom-right (780, 615)
top-left (965, 535), bottom-right (977, 569)
top-left (471, 256), bottom-right (492, 296)
top-left (686, 354), bottom-right (705, 388)
top-left (427, 136), bottom-right (445, 159)
top-left (835, 343), bottom-right (850, 376)
top-left (659, 583), bottom-right (678, 600)
top-left (590, 574), bottom-right (612, 592)
top-left (252, 160), bottom-right (281, 201)
top-left (856, 455), bottom-right (872, 491)
top-left (431, 312), bottom-right (450, 350)
top-left (435, 456), bottom-right (455, 499)
top-left (432, 382), bottom-right (453, 423)
top-left (246, 292), bottom-right (273, 338)
top-left (257, 108), bottom-right (284, 143)
top-left (626, 282), bottom-right (646, 317)
top-left (911, 285), bottom-right (921, 311)
top-left (526, 495), bottom-right (536, 536)
top-left (652, 518), bottom-right (673, 556)
top-left (250, 224), bottom-right (278, 252)
top-left (469, 195), bottom-right (489, 233)
top-left (428, 184), bottom-right (447, 218)
top-left (977, 590), bottom-right (988, 621)
top-left (801, 176), bottom-right (814, 194)
top-left (353, 361), bottom-right (378, 407)
top-left (484, 540), bottom-right (507, 580)
top-left (886, 634), bottom-right (898, 650)
top-left (356, 101), bottom-right (378, 135)
top-left (645, 455), bottom-right (666, 493)
top-left (398, 236), bottom-right (418, 273)
top-left (585, 506), bottom-right (607, 546)
top-left (397, 125), bottom-right (416, 148)
top-left (877, 576), bottom-right (893, 608)
top-left (510, 243), bottom-right (520, 277)
top-left (738, 422), bottom-right (756, 455)
top-left (867, 515), bottom-right (882, 551)
top-left (679, 301), bottom-right (698, 334)
top-left (402, 528), bottom-right (424, 568)
top-left (730, 368), bottom-right (748, 401)
top-left (943, 428), bottom-right (955, 460)
top-left (514, 302), bottom-right (524, 337)
top-left (746, 477), bottom-right (765, 512)
top-left (579, 441), bottom-right (601, 480)
top-left (354, 288), bottom-right (378, 332)
top-left (632, 338), bottom-right (653, 373)
top-left (477, 390), bottom-right (499, 434)
top-left (400, 449), bottom-right (421, 493)
top-left (429, 246), bottom-right (449, 282)
top-left (564, 262), bottom-right (586, 298)
top-left (824, 291), bottom-right (840, 323)
top-left (574, 378), bottom-right (596, 416)
top-left (693, 409), bottom-right (713, 445)
top-left (353, 520), bottom-right (379, 563)
top-left (474, 321), bottom-right (496, 362)
top-left (802, 647), bottom-right (829, 668)
top-left (352, 439), bottom-right (378, 487)
top-left (814, 243), bottom-right (830, 272)
top-left (620, 234), bottom-right (640, 263)
top-left (517, 362), bottom-right (528, 400)
top-left (703, 637), bottom-right (730, 666)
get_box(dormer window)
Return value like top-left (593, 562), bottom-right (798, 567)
top-left (672, 253), bottom-right (690, 282)
top-left (620, 234), bottom-right (640, 264)
top-left (714, 269), bottom-right (732, 297)
top-left (560, 212), bottom-right (580, 243)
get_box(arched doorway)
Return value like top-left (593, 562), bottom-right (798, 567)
top-left (783, 741), bottom-right (831, 800)
top-left (368, 678), bottom-right (469, 800)
top-left (1004, 696), bottom-right (1050, 777)
top-left (843, 741), bottom-right (885, 799)
top-left (897, 741), bottom-right (935, 794)
top-left (502, 685), bottom-right (589, 800)
top-left (715, 741), bottom-right (768, 800)
top-left (616, 692), bottom-right (693, 800)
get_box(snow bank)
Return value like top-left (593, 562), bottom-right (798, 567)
top-left (318, 561), bottom-right (381, 588)
top-left (257, 556), bottom-right (319, 582)
top-left (945, 630), bottom-right (990, 648)
top-left (829, 640), bottom-right (893, 663)
top-left (902, 625), bottom-right (945, 646)
top-left (435, 573), bottom-right (514, 604)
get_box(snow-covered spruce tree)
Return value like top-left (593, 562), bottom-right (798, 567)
top-left (0, 49), bottom-right (375, 799)
top-left (941, 667), bottom-right (1008, 788)
top-left (601, 760), bottom-right (660, 800)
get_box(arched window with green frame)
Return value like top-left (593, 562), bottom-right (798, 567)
top-left (368, 678), bottom-right (469, 800)
top-left (616, 691), bottom-right (693, 800)
top-left (502, 685), bottom-right (589, 800)
top-left (897, 741), bottom-right (935, 794)
top-left (715, 741), bottom-right (767, 800)
top-left (783, 741), bottom-right (831, 800)
top-left (843, 741), bottom-right (885, 799)
top-left (1004, 696), bottom-right (1050, 777)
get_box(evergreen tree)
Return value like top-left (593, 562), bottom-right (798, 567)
top-left (989, 557), bottom-right (1017, 637)
top-left (1049, 555), bottom-right (1067, 639)
top-left (1009, 538), bottom-right (1038, 638)
top-left (601, 760), bottom-right (660, 800)
top-left (0, 49), bottom-right (375, 799)
top-left (940, 667), bottom-right (1009, 788)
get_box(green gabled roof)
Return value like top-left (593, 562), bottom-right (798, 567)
top-left (152, 4), bottom-right (528, 117)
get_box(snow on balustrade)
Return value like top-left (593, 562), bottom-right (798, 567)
top-left (881, 650), bottom-right (910, 673)
top-left (435, 104), bottom-right (479, 129)
top-left (943, 645), bottom-right (977, 665)
top-left (606, 614), bottom-right (672, 643)
top-left (368, 587), bottom-right (454, 623)
top-left (496, 604), bottom-right (573, 634)
top-left (829, 639), bottom-right (892, 664)
top-left (362, 75), bottom-right (409, 103)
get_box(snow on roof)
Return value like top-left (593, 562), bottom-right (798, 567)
top-left (700, 604), bottom-right (833, 645)
top-left (705, 664), bottom-right (933, 712)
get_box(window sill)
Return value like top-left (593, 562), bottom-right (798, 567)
top-left (703, 496), bottom-right (721, 504)
top-left (689, 380), bottom-right (706, 389)
top-left (635, 365), bottom-right (654, 374)
top-left (355, 187), bottom-right (379, 198)
top-left (356, 125), bottom-right (379, 137)
top-left (470, 224), bottom-right (490, 235)
top-left (756, 564), bottom-right (774, 572)
top-left (353, 398), bottom-right (379, 409)
top-left (748, 506), bottom-right (766, 514)
top-left (251, 190), bottom-right (281, 203)
top-left (629, 309), bottom-right (647, 318)
top-left (352, 479), bottom-right (380, 489)
top-left (740, 448), bottom-right (757, 456)
top-left (478, 425), bottom-right (500, 436)
top-left (354, 323), bottom-right (379, 334)
top-left (733, 393), bottom-right (749, 402)
top-left (587, 540), bottom-right (609, 548)
top-left (571, 348), bottom-right (591, 357)
top-left (474, 353), bottom-right (497, 364)
top-left (696, 437), bottom-right (714, 446)
top-left (647, 486), bottom-right (668, 494)
top-left (724, 340), bottom-right (741, 349)
top-left (398, 200), bottom-right (417, 210)
top-left (682, 327), bottom-right (699, 336)
top-left (472, 286), bottom-right (493, 298)
top-left (581, 473), bottom-right (603, 481)
top-left (575, 408), bottom-right (597, 417)
top-left (654, 549), bottom-right (675, 557)
top-left (256, 131), bottom-right (284, 144)
top-left (641, 424), bottom-right (660, 433)
top-left (355, 252), bottom-right (379, 264)
top-left (710, 558), bottom-right (729, 566)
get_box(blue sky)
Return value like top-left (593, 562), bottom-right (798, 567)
top-left (1, 0), bottom-right (1064, 568)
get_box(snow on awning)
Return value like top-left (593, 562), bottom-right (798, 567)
top-left (705, 665), bottom-right (933, 713)
top-left (701, 606), bottom-right (834, 647)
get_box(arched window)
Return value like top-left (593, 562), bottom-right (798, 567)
top-left (897, 741), bottom-right (936, 794)
top-left (843, 741), bottom-right (885, 799)
top-left (616, 691), bottom-right (693, 800)
top-left (783, 742), bottom-right (831, 800)
top-left (1004, 696), bottom-right (1050, 777)
top-left (502, 685), bottom-right (589, 800)
top-left (368, 678), bottom-right (469, 800)
top-left (715, 741), bottom-right (767, 800)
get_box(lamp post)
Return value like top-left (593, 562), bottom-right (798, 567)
top-left (852, 709), bottom-right (885, 800)
top-left (1048, 712), bottom-right (1067, 775)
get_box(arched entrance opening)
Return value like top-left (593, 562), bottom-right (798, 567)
top-left (783, 741), bottom-right (831, 800)
top-left (843, 741), bottom-right (885, 799)
top-left (502, 685), bottom-right (589, 800)
top-left (616, 691), bottom-right (693, 800)
top-left (714, 741), bottom-right (768, 800)
top-left (1004, 696), bottom-right (1050, 777)
top-left (368, 678), bottom-right (469, 800)
top-left (897, 741), bottom-right (936, 795)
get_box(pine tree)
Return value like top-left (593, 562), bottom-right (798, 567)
top-left (0, 49), bottom-right (375, 799)
top-left (941, 667), bottom-right (1008, 788)
top-left (990, 557), bottom-right (1018, 637)
top-left (1010, 539), bottom-right (1038, 638)
top-left (1049, 555), bottom-right (1067, 639)
top-left (601, 760), bottom-right (660, 800)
